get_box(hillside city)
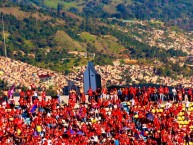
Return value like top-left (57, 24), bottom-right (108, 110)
top-left (1, 56), bottom-right (193, 92)
top-left (118, 20), bottom-right (193, 54)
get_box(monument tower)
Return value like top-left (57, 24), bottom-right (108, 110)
top-left (83, 62), bottom-right (101, 93)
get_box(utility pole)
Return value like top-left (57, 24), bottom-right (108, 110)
top-left (2, 14), bottom-right (7, 57)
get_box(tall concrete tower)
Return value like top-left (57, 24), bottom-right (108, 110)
top-left (83, 62), bottom-right (101, 93)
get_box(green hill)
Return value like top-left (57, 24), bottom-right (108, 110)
top-left (0, 1), bottom-right (192, 77)
top-left (27, 0), bottom-right (193, 30)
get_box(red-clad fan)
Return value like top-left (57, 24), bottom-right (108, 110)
top-left (164, 86), bottom-right (169, 100)
top-left (87, 87), bottom-right (93, 102)
top-left (19, 89), bottom-right (25, 99)
top-left (41, 89), bottom-right (46, 101)
top-left (178, 91), bottom-right (183, 102)
top-left (188, 88), bottom-right (193, 101)
top-left (1, 84), bottom-right (193, 144)
top-left (102, 87), bottom-right (108, 99)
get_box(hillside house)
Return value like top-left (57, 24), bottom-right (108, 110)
top-left (38, 73), bottom-right (54, 85)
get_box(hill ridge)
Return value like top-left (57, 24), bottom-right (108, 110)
top-left (0, 1), bottom-right (193, 83)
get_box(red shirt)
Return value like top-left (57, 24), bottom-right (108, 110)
top-left (20, 91), bottom-right (25, 98)
top-left (88, 89), bottom-right (93, 96)
top-left (188, 89), bottom-right (192, 96)
top-left (158, 87), bottom-right (164, 94)
top-left (102, 88), bottom-right (107, 94)
top-left (42, 91), bottom-right (46, 100)
top-left (162, 132), bottom-right (167, 142)
top-left (164, 87), bottom-right (169, 94)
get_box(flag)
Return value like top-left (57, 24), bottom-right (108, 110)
top-left (67, 129), bottom-right (76, 136)
top-left (8, 85), bottom-right (15, 98)
top-left (30, 104), bottom-right (37, 113)
top-left (77, 131), bottom-right (84, 135)
top-left (70, 129), bottom-right (76, 135)
top-left (146, 112), bottom-right (154, 121)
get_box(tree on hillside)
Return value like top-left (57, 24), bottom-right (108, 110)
top-left (0, 79), bottom-right (8, 90)
top-left (57, 3), bottom-right (64, 16)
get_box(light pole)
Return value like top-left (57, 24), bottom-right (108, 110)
top-left (2, 14), bottom-right (7, 57)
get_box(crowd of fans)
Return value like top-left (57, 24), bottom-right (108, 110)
top-left (0, 85), bottom-right (193, 144)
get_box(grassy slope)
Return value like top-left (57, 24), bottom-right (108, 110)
top-left (0, 7), bottom-right (65, 26)
top-left (54, 30), bottom-right (86, 52)
top-left (0, 7), bottom-right (51, 20)
top-left (44, 0), bottom-right (80, 9)
top-left (43, 0), bottom-right (132, 12)
top-left (80, 32), bottom-right (126, 57)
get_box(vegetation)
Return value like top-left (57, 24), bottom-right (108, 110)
top-left (24, 0), bottom-right (193, 30)
top-left (0, 79), bottom-right (7, 90)
top-left (0, 0), bottom-right (192, 79)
